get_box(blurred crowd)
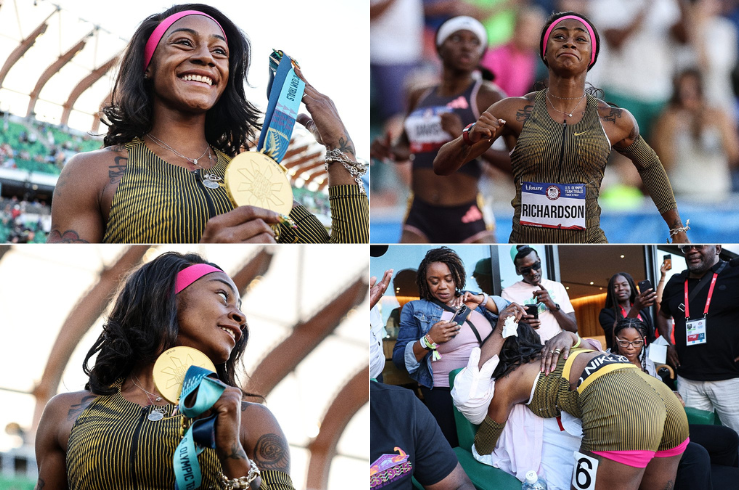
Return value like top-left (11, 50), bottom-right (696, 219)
top-left (0, 197), bottom-right (51, 243)
top-left (0, 116), bottom-right (101, 175)
top-left (370, 0), bottom-right (739, 209)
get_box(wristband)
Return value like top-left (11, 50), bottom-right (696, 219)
top-left (572, 334), bottom-right (582, 349)
top-left (479, 292), bottom-right (488, 309)
top-left (423, 334), bottom-right (441, 361)
top-left (462, 123), bottom-right (475, 145)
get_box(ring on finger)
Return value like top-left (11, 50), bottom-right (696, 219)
top-left (553, 349), bottom-right (561, 355)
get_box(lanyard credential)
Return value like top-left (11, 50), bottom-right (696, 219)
top-left (684, 272), bottom-right (719, 320)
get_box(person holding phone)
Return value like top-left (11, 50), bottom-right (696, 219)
top-left (599, 272), bottom-right (657, 351)
top-left (501, 245), bottom-right (577, 343)
top-left (392, 247), bottom-right (509, 446)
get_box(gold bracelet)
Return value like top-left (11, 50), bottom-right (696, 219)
top-left (220, 459), bottom-right (261, 489)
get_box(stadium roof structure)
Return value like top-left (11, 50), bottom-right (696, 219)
top-left (0, 244), bottom-right (369, 489)
top-left (0, 0), bottom-right (336, 190)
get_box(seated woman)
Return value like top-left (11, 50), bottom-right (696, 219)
top-left (599, 272), bottom-right (656, 351)
top-left (49, 4), bottom-right (367, 244)
top-left (474, 304), bottom-right (689, 490)
top-left (392, 247), bottom-right (508, 447)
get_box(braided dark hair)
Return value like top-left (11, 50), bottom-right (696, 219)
top-left (512, 245), bottom-right (539, 269)
top-left (491, 320), bottom-right (544, 379)
top-left (612, 318), bottom-right (648, 373)
top-left (416, 247), bottom-right (466, 301)
top-left (83, 252), bottom-right (249, 395)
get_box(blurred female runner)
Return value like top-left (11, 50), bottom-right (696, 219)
top-left (371, 16), bottom-right (508, 243)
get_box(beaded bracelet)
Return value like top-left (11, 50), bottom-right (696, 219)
top-left (220, 459), bottom-right (261, 489)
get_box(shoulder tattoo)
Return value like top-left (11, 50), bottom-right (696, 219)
top-left (600, 107), bottom-right (623, 124)
top-left (516, 104), bottom-right (534, 123)
top-left (66, 394), bottom-right (96, 421)
top-left (108, 155), bottom-right (128, 184)
top-left (47, 230), bottom-right (90, 244)
top-left (254, 433), bottom-right (290, 472)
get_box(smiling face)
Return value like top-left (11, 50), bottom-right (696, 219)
top-left (612, 275), bottom-right (631, 305)
top-left (544, 18), bottom-right (591, 74)
top-left (175, 271), bottom-right (245, 364)
top-left (439, 29), bottom-right (483, 72)
top-left (426, 262), bottom-right (457, 304)
top-left (145, 15), bottom-right (230, 113)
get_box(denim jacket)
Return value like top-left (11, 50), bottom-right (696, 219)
top-left (391, 293), bottom-right (510, 389)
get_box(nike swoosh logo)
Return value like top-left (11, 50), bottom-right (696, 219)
top-left (574, 131), bottom-right (589, 136)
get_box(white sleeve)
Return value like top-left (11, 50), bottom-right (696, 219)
top-left (450, 347), bottom-right (499, 425)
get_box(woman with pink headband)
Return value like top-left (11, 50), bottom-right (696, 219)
top-left (35, 252), bottom-right (295, 489)
top-left (48, 3), bottom-right (367, 244)
top-left (434, 11), bottom-right (690, 245)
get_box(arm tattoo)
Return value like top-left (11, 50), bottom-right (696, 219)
top-left (47, 230), bottom-right (90, 244)
top-left (35, 478), bottom-right (45, 490)
top-left (337, 136), bottom-right (355, 158)
top-left (108, 155), bottom-right (128, 184)
top-left (52, 169), bottom-right (71, 199)
top-left (600, 107), bottom-right (623, 124)
top-left (66, 394), bottom-right (96, 421)
top-left (516, 104), bottom-right (534, 123)
top-left (254, 433), bottom-right (290, 472)
top-left (225, 441), bottom-right (247, 460)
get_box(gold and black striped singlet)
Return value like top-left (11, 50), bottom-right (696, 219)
top-left (510, 91), bottom-right (678, 243)
top-left (102, 139), bottom-right (369, 243)
top-left (67, 382), bottom-right (296, 490)
top-left (67, 381), bottom-right (221, 489)
top-left (476, 350), bottom-right (688, 454)
top-left (510, 91), bottom-right (612, 243)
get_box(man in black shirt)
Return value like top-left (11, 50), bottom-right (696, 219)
top-left (657, 245), bottom-right (739, 436)
top-left (371, 382), bottom-right (474, 489)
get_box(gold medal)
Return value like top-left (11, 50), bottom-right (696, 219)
top-left (224, 151), bottom-right (293, 216)
top-left (153, 346), bottom-right (216, 404)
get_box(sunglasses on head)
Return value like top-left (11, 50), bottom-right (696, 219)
top-left (519, 261), bottom-right (542, 275)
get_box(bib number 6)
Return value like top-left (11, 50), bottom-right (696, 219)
top-left (572, 451), bottom-right (598, 490)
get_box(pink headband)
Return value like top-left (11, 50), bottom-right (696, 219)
top-left (542, 15), bottom-right (596, 66)
top-left (143, 10), bottom-right (227, 71)
top-left (175, 264), bottom-right (222, 294)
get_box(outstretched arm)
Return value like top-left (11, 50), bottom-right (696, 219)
top-left (613, 111), bottom-right (688, 243)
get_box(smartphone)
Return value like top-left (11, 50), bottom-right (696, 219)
top-left (451, 305), bottom-right (470, 325)
top-left (524, 304), bottom-right (539, 319)
top-left (638, 279), bottom-right (653, 294)
top-left (663, 254), bottom-right (672, 271)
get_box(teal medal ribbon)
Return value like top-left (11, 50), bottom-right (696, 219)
top-left (257, 50), bottom-right (305, 163)
top-left (173, 365), bottom-right (227, 490)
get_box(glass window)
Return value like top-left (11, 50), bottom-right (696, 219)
top-left (370, 245), bottom-right (495, 339)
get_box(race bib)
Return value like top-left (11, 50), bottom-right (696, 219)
top-left (686, 318), bottom-right (707, 346)
top-left (520, 182), bottom-right (586, 230)
top-left (572, 451), bottom-right (598, 490)
top-left (404, 106), bottom-right (453, 153)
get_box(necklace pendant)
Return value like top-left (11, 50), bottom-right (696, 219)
top-left (148, 409), bottom-right (164, 421)
top-left (568, 113), bottom-right (573, 117)
top-left (202, 173), bottom-right (223, 189)
top-left (193, 159), bottom-right (198, 165)
top-left (155, 396), bottom-right (162, 402)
